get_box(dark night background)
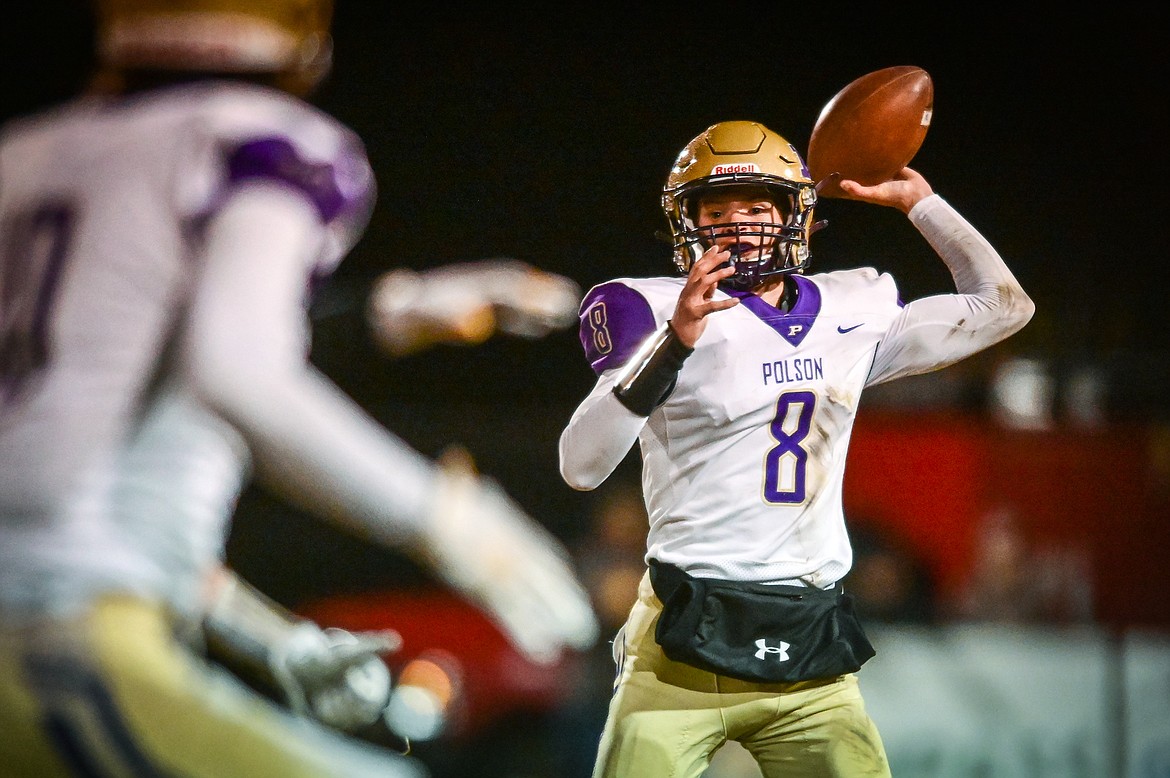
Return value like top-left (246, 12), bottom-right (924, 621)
top-left (2, 6), bottom-right (1167, 602)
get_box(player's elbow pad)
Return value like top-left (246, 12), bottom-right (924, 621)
top-left (611, 321), bottom-right (693, 416)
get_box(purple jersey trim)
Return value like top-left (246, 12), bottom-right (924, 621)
top-left (579, 282), bottom-right (658, 375)
top-left (727, 273), bottom-right (823, 347)
top-left (226, 137), bottom-right (365, 223)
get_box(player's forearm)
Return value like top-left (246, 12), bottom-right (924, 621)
top-left (868, 197), bottom-right (1036, 385)
top-left (559, 377), bottom-right (645, 491)
top-left (184, 186), bottom-right (437, 547)
top-left (909, 194), bottom-right (1035, 328)
top-left (202, 567), bottom-right (311, 682)
top-left (215, 365), bottom-right (437, 546)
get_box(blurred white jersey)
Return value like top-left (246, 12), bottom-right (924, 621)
top-left (562, 196), bottom-right (1033, 588)
top-left (0, 81), bottom-right (375, 620)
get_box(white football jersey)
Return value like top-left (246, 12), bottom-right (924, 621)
top-left (561, 195), bottom-right (1034, 588)
top-left (0, 81), bottom-right (375, 619)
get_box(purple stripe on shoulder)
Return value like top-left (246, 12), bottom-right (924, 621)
top-left (226, 137), bottom-right (368, 223)
top-left (578, 282), bottom-right (657, 374)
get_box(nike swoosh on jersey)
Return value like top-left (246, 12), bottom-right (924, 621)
top-left (837, 323), bottom-right (864, 333)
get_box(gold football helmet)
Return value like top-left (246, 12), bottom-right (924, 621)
top-left (94, 0), bottom-right (334, 96)
top-left (662, 121), bottom-right (818, 289)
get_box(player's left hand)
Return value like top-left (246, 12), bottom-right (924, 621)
top-left (419, 446), bottom-right (600, 665)
top-left (272, 625), bottom-right (401, 732)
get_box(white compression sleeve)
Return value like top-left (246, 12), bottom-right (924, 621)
top-left (182, 184), bottom-right (436, 547)
top-left (558, 371), bottom-right (648, 491)
top-left (868, 194), bottom-right (1035, 386)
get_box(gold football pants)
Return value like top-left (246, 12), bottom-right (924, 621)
top-left (592, 572), bottom-right (891, 778)
top-left (0, 595), bottom-right (424, 778)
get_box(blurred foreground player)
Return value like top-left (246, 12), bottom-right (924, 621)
top-left (559, 120), bottom-right (1034, 777)
top-left (0, 1), bottom-right (597, 776)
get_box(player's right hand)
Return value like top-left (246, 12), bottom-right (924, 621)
top-left (670, 243), bottom-right (738, 348)
top-left (419, 447), bottom-right (600, 665)
top-left (366, 259), bottom-right (581, 357)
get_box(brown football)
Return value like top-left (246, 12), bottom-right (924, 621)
top-left (807, 66), bottom-right (933, 199)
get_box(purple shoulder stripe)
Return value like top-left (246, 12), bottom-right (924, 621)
top-left (579, 282), bottom-right (657, 375)
top-left (226, 137), bottom-right (371, 223)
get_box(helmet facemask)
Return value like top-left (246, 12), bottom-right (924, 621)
top-left (671, 180), bottom-right (816, 291)
top-left (662, 121), bottom-right (818, 291)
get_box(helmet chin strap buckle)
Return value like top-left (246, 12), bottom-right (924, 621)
top-left (719, 247), bottom-right (808, 291)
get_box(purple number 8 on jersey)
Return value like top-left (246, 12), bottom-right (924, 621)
top-left (765, 390), bottom-right (815, 504)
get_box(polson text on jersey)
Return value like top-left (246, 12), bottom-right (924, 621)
top-left (762, 357), bottom-right (824, 386)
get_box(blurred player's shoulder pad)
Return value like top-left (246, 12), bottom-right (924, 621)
top-left (89, 0), bottom-right (373, 263)
top-left (77, 81), bottom-right (372, 276)
top-left (197, 82), bottom-right (375, 220)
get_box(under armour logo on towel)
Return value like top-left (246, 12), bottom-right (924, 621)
top-left (754, 638), bottom-right (791, 661)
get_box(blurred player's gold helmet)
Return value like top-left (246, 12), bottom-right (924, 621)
top-left (662, 121), bottom-right (818, 290)
top-left (94, 0), bottom-right (334, 96)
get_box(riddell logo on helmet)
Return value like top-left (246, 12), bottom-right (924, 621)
top-left (712, 163), bottom-right (760, 175)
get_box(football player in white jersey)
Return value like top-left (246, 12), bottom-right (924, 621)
top-left (559, 120), bottom-right (1035, 777)
top-left (0, 1), bottom-right (598, 776)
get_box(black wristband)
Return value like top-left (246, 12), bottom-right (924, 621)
top-left (612, 322), bottom-right (694, 416)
